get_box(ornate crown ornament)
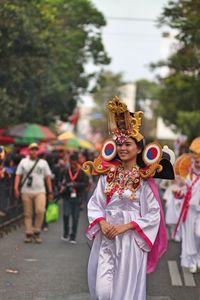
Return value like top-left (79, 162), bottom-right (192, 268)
top-left (82, 96), bottom-right (175, 182)
top-left (107, 96), bottom-right (144, 144)
top-left (189, 137), bottom-right (200, 156)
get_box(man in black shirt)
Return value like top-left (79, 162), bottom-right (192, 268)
top-left (60, 152), bottom-right (89, 244)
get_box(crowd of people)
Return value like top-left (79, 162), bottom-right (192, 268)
top-left (0, 143), bottom-right (92, 244)
top-left (0, 98), bottom-right (199, 300)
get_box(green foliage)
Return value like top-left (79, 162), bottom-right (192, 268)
top-left (153, 0), bottom-right (200, 141)
top-left (0, 0), bottom-right (110, 126)
top-left (177, 111), bottom-right (200, 142)
top-left (135, 79), bottom-right (160, 110)
top-left (135, 79), bottom-right (160, 140)
top-left (136, 79), bottom-right (160, 101)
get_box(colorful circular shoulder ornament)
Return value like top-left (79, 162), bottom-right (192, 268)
top-left (142, 142), bottom-right (163, 166)
top-left (101, 139), bottom-right (117, 161)
top-left (174, 153), bottom-right (192, 178)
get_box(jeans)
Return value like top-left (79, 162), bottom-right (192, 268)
top-left (63, 197), bottom-right (80, 240)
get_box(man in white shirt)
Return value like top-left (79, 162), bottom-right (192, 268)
top-left (14, 143), bottom-right (53, 243)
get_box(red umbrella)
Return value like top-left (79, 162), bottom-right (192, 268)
top-left (5, 123), bottom-right (56, 143)
top-left (0, 129), bottom-right (15, 144)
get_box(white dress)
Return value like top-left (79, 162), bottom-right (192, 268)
top-left (180, 169), bottom-right (200, 268)
top-left (164, 184), bottom-right (180, 225)
top-left (87, 175), bottom-right (161, 300)
top-left (163, 184), bottom-right (182, 241)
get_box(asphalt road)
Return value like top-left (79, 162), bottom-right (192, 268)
top-left (0, 210), bottom-right (199, 300)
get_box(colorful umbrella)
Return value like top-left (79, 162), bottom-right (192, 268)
top-left (58, 131), bottom-right (76, 141)
top-left (54, 137), bottom-right (94, 150)
top-left (78, 139), bottom-right (94, 150)
top-left (6, 123), bottom-right (56, 144)
top-left (67, 138), bottom-right (81, 148)
top-left (0, 129), bottom-right (15, 144)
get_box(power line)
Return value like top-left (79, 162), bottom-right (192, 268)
top-left (106, 16), bottom-right (155, 22)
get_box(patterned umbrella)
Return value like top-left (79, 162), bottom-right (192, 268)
top-left (6, 123), bottom-right (56, 144)
top-left (57, 131), bottom-right (76, 141)
top-left (67, 138), bottom-right (81, 148)
top-left (78, 138), bottom-right (94, 150)
top-left (0, 129), bottom-right (15, 144)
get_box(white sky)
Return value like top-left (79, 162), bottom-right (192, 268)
top-left (91, 0), bottom-right (169, 81)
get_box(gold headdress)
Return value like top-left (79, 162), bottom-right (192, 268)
top-left (174, 154), bottom-right (192, 179)
top-left (173, 137), bottom-right (200, 180)
top-left (107, 96), bottom-right (144, 144)
top-left (82, 96), bottom-right (175, 181)
top-left (189, 137), bottom-right (200, 156)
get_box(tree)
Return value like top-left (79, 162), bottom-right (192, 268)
top-left (135, 79), bottom-right (160, 109)
top-left (152, 0), bottom-right (200, 141)
top-left (0, 0), bottom-right (110, 126)
top-left (90, 71), bottom-right (124, 137)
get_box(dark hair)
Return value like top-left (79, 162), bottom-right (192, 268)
top-left (132, 138), bottom-right (146, 168)
top-left (133, 139), bottom-right (144, 151)
top-left (70, 153), bottom-right (78, 161)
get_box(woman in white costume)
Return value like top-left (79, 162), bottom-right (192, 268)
top-left (83, 97), bottom-right (175, 300)
top-left (174, 137), bottom-right (200, 273)
top-left (163, 176), bottom-right (184, 241)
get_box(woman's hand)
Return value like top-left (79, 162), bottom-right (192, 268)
top-left (106, 223), bottom-right (134, 240)
top-left (99, 220), bottom-right (114, 236)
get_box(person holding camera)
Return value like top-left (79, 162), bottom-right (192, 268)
top-left (60, 153), bottom-right (89, 244)
top-left (14, 143), bottom-right (53, 243)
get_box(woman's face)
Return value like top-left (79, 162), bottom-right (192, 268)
top-left (116, 138), bottom-right (139, 162)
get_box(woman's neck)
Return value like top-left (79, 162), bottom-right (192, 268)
top-left (122, 159), bottom-right (137, 171)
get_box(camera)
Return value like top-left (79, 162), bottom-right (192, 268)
top-left (27, 176), bottom-right (33, 187)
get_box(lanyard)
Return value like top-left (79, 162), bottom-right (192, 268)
top-left (174, 174), bottom-right (200, 237)
top-left (68, 166), bottom-right (81, 182)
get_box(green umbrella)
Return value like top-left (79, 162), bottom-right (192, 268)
top-left (67, 138), bottom-right (81, 148)
top-left (6, 123), bottom-right (56, 144)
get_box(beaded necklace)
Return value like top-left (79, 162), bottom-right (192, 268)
top-left (105, 164), bottom-right (141, 201)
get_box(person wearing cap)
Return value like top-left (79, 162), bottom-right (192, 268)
top-left (174, 137), bottom-right (200, 273)
top-left (14, 143), bottom-right (53, 243)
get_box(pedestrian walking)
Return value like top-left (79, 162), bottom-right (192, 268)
top-left (83, 97), bottom-right (174, 300)
top-left (14, 143), bottom-right (53, 243)
top-left (60, 152), bottom-right (89, 244)
top-left (174, 137), bottom-right (200, 273)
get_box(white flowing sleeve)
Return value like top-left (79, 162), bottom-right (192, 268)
top-left (86, 175), bottom-right (107, 240)
top-left (131, 182), bottom-right (161, 252)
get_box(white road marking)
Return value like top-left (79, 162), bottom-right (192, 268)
top-left (67, 294), bottom-right (172, 300)
top-left (182, 267), bottom-right (196, 287)
top-left (24, 258), bottom-right (38, 262)
top-left (168, 260), bottom-right (183, 286)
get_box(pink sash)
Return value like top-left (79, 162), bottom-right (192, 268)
top-left (147, 178), bottom-right (168, 273)
top-left (174, 174), bottom-right (200, 237)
